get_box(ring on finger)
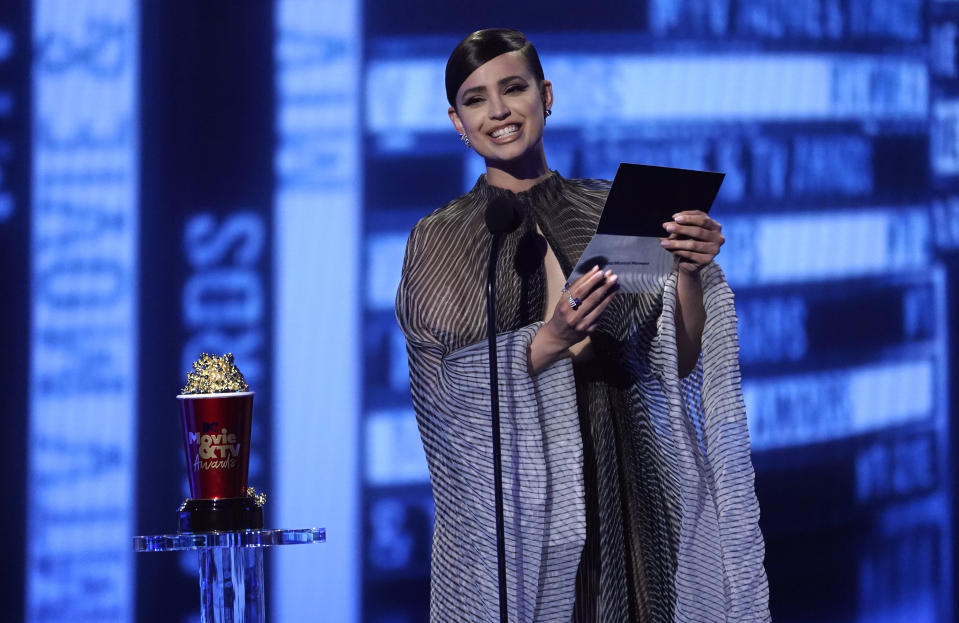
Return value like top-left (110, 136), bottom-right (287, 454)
top-left (567, 294), bottom-right (581, 310)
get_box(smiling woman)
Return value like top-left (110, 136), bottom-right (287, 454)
top-left (395, 28), bottom-right (769, 623)
top-left (447, 47), bottom-right (552, 185)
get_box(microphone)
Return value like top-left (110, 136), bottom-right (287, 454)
top-left (484, 193), bottom-right (521, 623)
top-left (485, 195), bottom-right (522, 235)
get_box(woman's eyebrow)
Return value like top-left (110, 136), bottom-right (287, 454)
top-left (460, 85), bottom-right (487, 97)
top-left (460, 75), bottom-right (528, 99)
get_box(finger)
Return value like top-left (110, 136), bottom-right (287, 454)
top-left (663, 222), bottom-right (722, 240)
top-left (555, 281), bottom-right (596, 323)
top-left (563, 275), bottom-right (609, 320)
top-left (669, 249), bottom-right (716, 265)
top-left (671, 212), bottom-right (721, 231)
top-left (578, 287), bottom-right (617, 329)
top-left (573, 272), bottom-right (618, 319)
top-left (565, 265), bottom-right (602, 293)
top-left (660, 237), bottom-right (721, 254)
top-left (672, 210), bottom-right (718, 227)
top-left (663, 223), bottom-right (725, 243)
top-left (568, 266), bottom-right (608, 300)
top-left (558, 268), bottom-right (601, 316)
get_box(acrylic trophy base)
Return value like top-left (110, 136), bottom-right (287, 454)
top-left (178, 497), bottom-right (264, 533)
top-left (134, 528), bottom-right (325, 623)
top-left (199, 545), bottom-right (265, 623)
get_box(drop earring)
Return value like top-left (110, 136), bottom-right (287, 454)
top-left (460, 133), bottom-right (471, 148)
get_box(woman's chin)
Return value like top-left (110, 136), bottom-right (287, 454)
top-left (480, 142), bottom-right (541, 167)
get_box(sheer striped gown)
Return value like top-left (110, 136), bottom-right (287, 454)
top-left (396, 172), bottom-right (770, 622)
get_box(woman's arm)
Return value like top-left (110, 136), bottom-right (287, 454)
top-left (660, 211), bottom-right (725, 377)
top-left (675, 270), bottom-right (705, 377)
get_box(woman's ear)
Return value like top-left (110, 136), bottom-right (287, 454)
top-left (541, 80), bottom-right (553, 115)
top-left (448, 106), bottom-right (465, 135)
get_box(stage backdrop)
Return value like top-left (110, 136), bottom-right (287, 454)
top-left (1, 1), bottom-right (957, 622)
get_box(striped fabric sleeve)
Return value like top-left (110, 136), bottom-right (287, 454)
top-left (640, 263), bottom-right (771, 623)
top-left (398, 225), bottom-right (588, 622)
top-left (695, 264), bottom-right (770, 621)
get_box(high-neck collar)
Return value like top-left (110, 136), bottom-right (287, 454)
top-left (472, 170), bottom-right (565, 205)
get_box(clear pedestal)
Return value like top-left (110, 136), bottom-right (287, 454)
top-left (134, 528), bottom-right (325, 623)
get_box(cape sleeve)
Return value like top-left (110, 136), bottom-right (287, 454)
top-left (638, 263), bottom-right (771, 623)
top-left (395, 221), bottom-right (587, 623)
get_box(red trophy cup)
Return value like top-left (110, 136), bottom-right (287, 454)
top-left (177, 354), bottom-right (264, 533)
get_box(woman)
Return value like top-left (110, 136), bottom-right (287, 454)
top-left (396, 28), bottom-right (769, 623)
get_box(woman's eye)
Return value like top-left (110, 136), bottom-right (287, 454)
top-left (505, 84), bottom-right (528, 94)
top-left (464, 97), bottom-right (483, 106)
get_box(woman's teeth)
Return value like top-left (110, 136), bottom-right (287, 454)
top-left (490, 125), bottom-right (519, 139)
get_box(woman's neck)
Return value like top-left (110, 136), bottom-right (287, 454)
top-left (484, 148), bottom-right (551, 193)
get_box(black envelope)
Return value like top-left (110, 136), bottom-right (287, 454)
top-left (597, 163), bottom-right (725, 237)
top-left (570, 163), bottom-right (725, 293)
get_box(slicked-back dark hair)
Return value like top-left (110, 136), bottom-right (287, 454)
top-left (445, 28), bottom-right (545, 107)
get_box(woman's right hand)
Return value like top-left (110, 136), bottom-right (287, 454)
top-left (528, 266), bottom-right (619, 374)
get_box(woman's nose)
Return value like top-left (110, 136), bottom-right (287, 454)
top-left (488, 95), bottom-right (509, 120)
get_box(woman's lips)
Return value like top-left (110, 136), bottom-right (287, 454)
top-left (488, 123), bottom-right (521, 142)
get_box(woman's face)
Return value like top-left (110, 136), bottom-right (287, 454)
top-left (448, 51), bottom-right (552, 165)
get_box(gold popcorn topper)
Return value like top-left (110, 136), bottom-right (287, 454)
top-left (181, 353), bottom-right (250, 395)
top-left (247, 487), bottom-right (267, 507)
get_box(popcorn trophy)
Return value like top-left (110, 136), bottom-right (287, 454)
top-left (133, 353), bottom-right (325, 623)
top-left (177, 353), bottom-right (264, 532)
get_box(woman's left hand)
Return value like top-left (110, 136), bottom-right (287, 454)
top-left (660, 210), bottom-right (725, 274)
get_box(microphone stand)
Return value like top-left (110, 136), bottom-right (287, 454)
top-left (486, 231), bottom-right (509, 623)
